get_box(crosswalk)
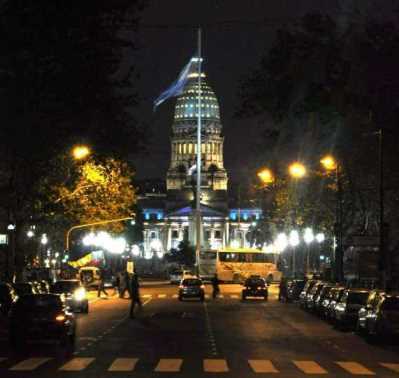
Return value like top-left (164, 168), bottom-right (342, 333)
top-left (0, 356), bottom-right (398, 374)
top-left (141, 293), bottom-right (255, 299)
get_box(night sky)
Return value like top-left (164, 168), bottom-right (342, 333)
top-left (131, 0), bottom-right (376, 184)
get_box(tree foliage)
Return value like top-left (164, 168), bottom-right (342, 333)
top-left (165, 240), bottom-right (196, 268)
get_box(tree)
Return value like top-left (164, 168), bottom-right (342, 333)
top-left (165, 240), bottom-right (196, 268)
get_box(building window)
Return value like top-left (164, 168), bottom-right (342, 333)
top-left (214, 230), bottom-right (221, 239)
top-left (150, 232), bottom-right (156, 239)
top-left (205, 230), bottom-right (211, 240)
top-left (172, 230), bottom-right (179, 239)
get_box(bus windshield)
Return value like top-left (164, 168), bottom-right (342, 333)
top-left (218, 252), bottom-right (275, 263)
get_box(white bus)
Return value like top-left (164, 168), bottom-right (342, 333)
top-left (199, 248), bottom-right (282, 283)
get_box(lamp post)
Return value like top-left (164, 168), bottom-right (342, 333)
top-left (289, 230), bottom-right (300, 278)
top-left (303, 227), bottom-right (314, 274)
top-left (321, 155), bottom-right (343, 283)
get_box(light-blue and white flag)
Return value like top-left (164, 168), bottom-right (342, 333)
top-left (153, 57), bottom-right (195, 110)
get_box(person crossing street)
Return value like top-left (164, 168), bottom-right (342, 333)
top-left (97, 267), bottom-right (108, 298)
top-left (129, 273), bottom-right (142, 318)
top-left (211, 273), bottom-right (220, 299)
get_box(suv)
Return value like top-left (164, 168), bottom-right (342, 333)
top-left (178, 277), bottom-right (205, 301)
top-left (334, 288), bottom-right (369, 329)
top-left (242, 276), bottom-right (268, 301)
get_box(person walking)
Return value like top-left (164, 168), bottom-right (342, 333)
top-left (211, 273), bottom-right (220, 299)
top-left (278, 277), bottom-right (287, 302)
top-left (119, 270), bottom-right (131, 299)
top-left (97, 267), bottom-right (108, 298)
top-left (129, 273), bottom-right (142, 318)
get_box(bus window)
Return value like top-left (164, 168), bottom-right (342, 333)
top-left (200, 251), bottom-right (216, 260)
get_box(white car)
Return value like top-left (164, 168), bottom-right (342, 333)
top-left (170, 270), bottom-right (194, 284)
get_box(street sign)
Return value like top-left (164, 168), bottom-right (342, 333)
top-left (0, 234), bottom-right (8, 245)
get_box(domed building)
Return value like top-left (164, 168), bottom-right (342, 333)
top-left (140, 58), bottom-right (261, 256)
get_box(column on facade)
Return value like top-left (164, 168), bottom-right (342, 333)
top-left (166, 226), bottom-right (172, 252)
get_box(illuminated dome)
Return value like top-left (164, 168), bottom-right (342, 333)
top-left (174, 60), bottom-right (220, 122)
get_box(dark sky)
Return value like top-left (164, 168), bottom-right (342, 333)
top-left (131, 0), bottom-right (374, 183)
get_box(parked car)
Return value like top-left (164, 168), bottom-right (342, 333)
top-left (334, 288), bottom-right (369, 329)
top-left (314, 284), bottom-right (334, 315)
top-left (32, 280), bottom-right (50, 294)
top-left (305, 281), bottom-right (324, 311)
top-left (287, 280), bottom-right (306, 302)
top-left (51, 280), bottom-right (89, 313)
top-left (8, 294), bottom-right (76, 349)
top-left (242, 276), bottom-right (268, 301)
top-left (12, 282), bottom-right (39, 297)
top-left (0, 283), bottom-right (17, 316)
top-left (325, 287), bottom-right (345, 320)
top-left (299, 280), bottom-right (317, 308)
top-left (178, 277), bottom-right (205, 301)
top-left (358, 291), bottom-right (399, 340)
top-left (357, 289), bottom-right (385, 334)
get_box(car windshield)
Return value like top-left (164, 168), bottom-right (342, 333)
top-left (246, 278), bottom-right (265, 287)
top-left (52, 281), bottom-right (80, 293)
top-left (348, 292), bottom-right (369, 305)
top-left (16, 295), bottom-right (63, 310)
top-left (182, 279), bottom-right (202, 286)
top-left (382, 297), bottom-right (399, 311)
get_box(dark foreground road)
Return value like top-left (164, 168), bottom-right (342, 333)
top-left (0, 283), bottom-right (399, 377)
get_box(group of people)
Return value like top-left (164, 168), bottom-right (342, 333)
top-left (96, 268), bottom-right (142, 319)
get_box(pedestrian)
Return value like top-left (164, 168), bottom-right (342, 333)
top-left (97, 267), bottom-right (108, 298)
top-left (278, 277), bottom-right (287, 302)
top-left (129, 273), bottom-right (142, 318)
top-left (211, 273), bottom-right (220, 299)
top-left (119, 270), bottom-right (131, 299)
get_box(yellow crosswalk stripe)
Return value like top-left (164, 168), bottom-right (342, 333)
top-left (248, 359), bottom-right (278, 373)
top-left (155, 358), bottom-right (183, 372)
top-left (143, 294), bottom-right (152, 298)
top-left (172, 294), bottom-right (178, 298)
top-left (380, 363), bottom-right (399, 373)
top-left (219, 294), bottom-right (224, 298)
top-left (203, 359), bottom-right (229, 373)
top-left (108, 358), bottom-right (138, 371)
top-left (59, 358), bottom-right (95, 371)
top-left (230, 294), bottom-right (239, 299)
top-left (158, 294), bottom-right (167, 298)
top-left (10, 358), bottom-right (52, 371)
top-left (293, 360), bottom-right (328, 374)
top-left (336, 361), bottom-right (375, 375)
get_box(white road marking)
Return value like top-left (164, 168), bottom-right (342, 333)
top-left (293, 360), bottom-right (328, 374)
top-left (380, 363), bottom-right (399, 373)
top-left (230, 294), bottom-right (239, 299)
top-left (336, 361), bottom-right (375, 375)
top-left (59, 358), bottom-right (95, 371)
top-left (248, 359), bottom-right (279, 373)
top-left (108, 358), bottom-right (138, 371)
top-left (172, 294), bottom-right (178, 298)
top-left (158, 294), bottom-right (167, 298)
top-left (203, 359), bottom-right (229, 372)
top-left (155, 358), bottom-right (183, 372)
top-left (143, 294), bottom-right (152, 298)
top-left (10, 358), bottom-right (52, 371)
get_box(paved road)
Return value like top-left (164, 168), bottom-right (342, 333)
top-left (0, 283), bottom-right (399, 377)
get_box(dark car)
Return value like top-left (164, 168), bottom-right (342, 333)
top-left (51, 280), bottom-right (89, 313)
top-left (9, 294), bottom-right (76, 348)
top-left (325, 287), bottom-right (345, 320)
top-left (12, 282), bottom-right (39, 297)
top-left (242, 277), bottom-right (268, 300)
top-left (305, 281), bottom-right (324, 311)
top-left (357, 289), bottom-right (385, 334)
top-left (334, 288), bottom-right (369, 329)
top-left (178, 278), bottom-right (205, 301)
top-left (0, 283), bottom-right (17, 316)
top-left (287, 280), bottom-right (306, 302)
top-left (314, 284), bottom-right (334, 315)
top-left (33, 280), bottom-right (50, 294)
top-left (299, 280), bottom-right (317, 308)
top-left (359, 292), bottom-right (399, 340)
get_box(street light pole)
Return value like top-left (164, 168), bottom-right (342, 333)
top-left (378, 128), bottom-right (387, 289)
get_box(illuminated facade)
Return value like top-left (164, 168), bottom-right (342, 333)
top-left (140, 58), bottom-right (261, 258)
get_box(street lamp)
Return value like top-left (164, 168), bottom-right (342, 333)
top-left (72, 145), bottom-right (90, 160)
top-left (257, 168), bottom-right (274, 185)
top-left (27, 230), bottom-right (34, 238)
top-left (274, 232), bottom-right (288, 253)
top-left (289, 230), bottom-right (300, 278)
top-left (320, 154), bottom-right (343, 283)
top-left (288, 162), bottom-right (306, 179)
top-left (303, 227), bottom-right (314, 273)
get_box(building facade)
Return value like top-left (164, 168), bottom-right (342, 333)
top-left (139, 58), bottom-right (261, 258)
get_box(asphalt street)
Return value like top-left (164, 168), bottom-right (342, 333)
top-left (0, 283), bottom-right (399, 377)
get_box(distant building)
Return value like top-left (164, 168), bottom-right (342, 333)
top-left (138, 58), bottom-right (261, 257)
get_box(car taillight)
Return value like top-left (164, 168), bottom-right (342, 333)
top-left (55, 314), bottom-right (66, 322)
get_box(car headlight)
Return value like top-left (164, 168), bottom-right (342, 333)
top-left (74, 287), bottom-right (86, 301)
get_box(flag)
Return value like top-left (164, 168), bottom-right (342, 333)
top-left (153, 57), bottom-right (195, 110)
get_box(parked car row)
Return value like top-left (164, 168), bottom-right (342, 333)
top-left (291, 280), bottom-right (399, 342)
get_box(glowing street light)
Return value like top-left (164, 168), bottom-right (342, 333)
top-left (320, 155), bottom-right (337, 171)
top-left (289, 230), bottom-right (300, 278)
top-left (41, 234), bottom-right (48, 245)
top-left (27, 230), bottom-right (34, 238)
top-left (257, 168), bottom-right (274, 185)
top-left (289, 162), bottom-right (306, 179)
top-left (315, 233), bottom-right (325, 243)
top-left (303, 227), bottom-right (314, 244)
top-left (274, 232), bottom-right (288, 252)
top-left (72, 145), bottom-right (90, 160)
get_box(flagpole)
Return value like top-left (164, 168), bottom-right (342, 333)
top-left (195, 27), bottom-right (202, 276)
